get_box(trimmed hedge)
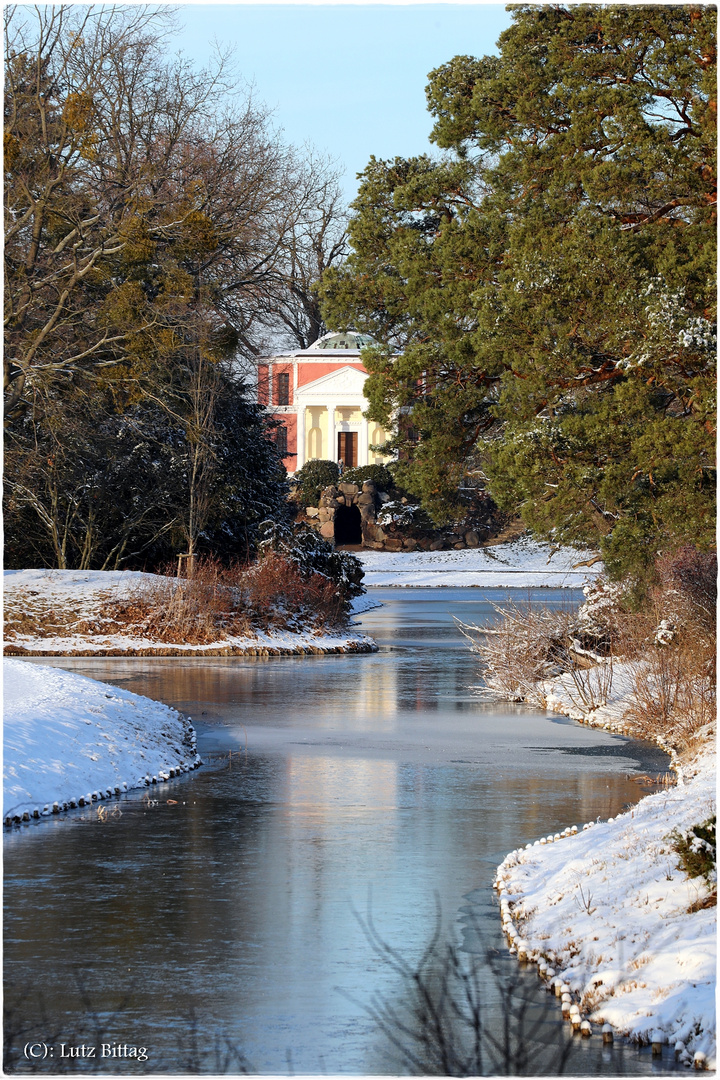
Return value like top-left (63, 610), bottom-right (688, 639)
top-left (292, 459), bottom-right (340, 506)
top-left (340, 464), bottom-right (394, 490)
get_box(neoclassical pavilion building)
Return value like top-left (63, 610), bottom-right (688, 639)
top-left (257, 331), bottom-right (390, 473)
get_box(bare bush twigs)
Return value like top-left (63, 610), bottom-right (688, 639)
top-left (459, 553), bottom-right (716, 760)
top-left (566, 654), bottom-right (614, 711)
top-left (624, 659), bottom-right (715, 753)
top-left (457, 602), bottom-right (572, 707)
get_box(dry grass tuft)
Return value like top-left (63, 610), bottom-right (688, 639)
top-left (463, 545), bottom-right (716, 757)
top-left (5, 554), bottom-right (352, 647)
top-left (101, 555), bottom-right (349, 643)
top-left (103, 558), bottom-right (252, 644)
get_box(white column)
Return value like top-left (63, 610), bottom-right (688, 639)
top-left (327, 401), bottom-right (337, 462)
top-left (359, 419), bottom-right (369, 466)
top-left (296, 403), bottom-right (306, 470)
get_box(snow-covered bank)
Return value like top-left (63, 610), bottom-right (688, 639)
top-left (358, 536), bottom-right (602, 588)
top-left (349, 593), bottom-right (384, 615)
top-left (3, 569), bottom-right (377, 656)
top-left (3, 658), bottom-right (202, 825)
top-left (494, 668), bottom-right (716, 1067)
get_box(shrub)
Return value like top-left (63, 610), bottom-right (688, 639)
top-left (623, 639), bottom-right (716, 751)
top-left (258, 521), bottom-right (365, 620)
top-left (340, 463), bottom-right (395, 490)
top-left (669, 816), bottom-right (716, 889)
top-left (241, 552), bottom-right (349, 630)
top-left (376, 500), bottom-right (435, 530)
top-left (654, 546), bottom-right (717, 645)
top-left (460, 601), bottom-right (572, 707)
top-left (292, 459), bottom-right (339, 506)
top-left (574, 577), bottom-right (631, 655)
top-left (618, 549), bottom-right (716, 749)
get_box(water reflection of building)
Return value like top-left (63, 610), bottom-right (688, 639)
top-left (257, 332), bottom-right (391, 473)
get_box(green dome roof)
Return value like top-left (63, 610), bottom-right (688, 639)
top-left (310, 331), bottom-right (375, 351)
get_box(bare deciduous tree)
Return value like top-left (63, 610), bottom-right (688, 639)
top-left (4, 5), bottom-right (349, 418)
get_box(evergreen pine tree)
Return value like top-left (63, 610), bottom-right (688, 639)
top-left (320, 5), bottom-right (716, 578)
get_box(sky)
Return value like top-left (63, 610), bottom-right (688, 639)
top-left (171, 4), bottom-right (514, 202)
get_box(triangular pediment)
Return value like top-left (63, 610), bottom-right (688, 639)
top-left (296, 365), bottom-right (368, 398)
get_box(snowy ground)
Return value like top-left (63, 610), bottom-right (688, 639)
top-left (494, 668), bottom-right (716, 1068)
top-left (358, 536), bottom-right (602, 587)
top-left (3, 569), bottom-right (377, 656)
top-left (3, 658), bottom-right (202, 824)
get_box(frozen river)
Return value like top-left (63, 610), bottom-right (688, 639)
top-left (4, 588), bottom-right (678, 1074)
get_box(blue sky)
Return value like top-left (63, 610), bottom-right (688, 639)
top-left (172, 4), bottom-right (514, 201)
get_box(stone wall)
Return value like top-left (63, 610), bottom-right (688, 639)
top-left (307, 481), bottom-right (379, 544)
top-left (303, 482), bottom-right (505, 552)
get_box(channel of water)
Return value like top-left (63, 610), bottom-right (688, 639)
top-left (4, 588), bottom-right (681, 1074)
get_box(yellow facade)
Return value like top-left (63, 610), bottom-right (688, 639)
top-left (335, 407), bottom-right (363, 425)
top-left (306, 406), bottom-right (327, 461)
top-left (371, 425), bottom-right (390, 463)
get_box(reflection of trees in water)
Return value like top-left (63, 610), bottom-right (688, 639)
top-left (353, 907), bottom-right (572, 1075)
top-left (354, 901), bottom-right (642, 1077)
top-left (7, 920), bottom-right (660, 1078)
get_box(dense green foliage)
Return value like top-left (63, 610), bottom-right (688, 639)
top-left (320, 5), bottom-right (716, 578)
top-left (4, 369), bottom-right (290, 569)
top-left (340, 464), bottom-right (395, 489)
top-left (292, 459), bottom-right (340, 505)
top-left (669, 816), bottom-right (716, 887)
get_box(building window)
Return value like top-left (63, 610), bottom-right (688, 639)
top-left (276, 372), bottom-right (290, 406)
top-left (257, 366), bottom-right (269, 406)
top-left (276, 424), bottom-right (288, 456)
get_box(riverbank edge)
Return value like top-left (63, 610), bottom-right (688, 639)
top-left (3, 659), bottom-right (205, 829)
top-left (3, 636), bottom-right (378, 658)
top-left (4, 757), bottom-right (205, 828)
top-left (3, 568), bottom-right (380, 658)
top-left (492, 686), bottom-right (716, 1070)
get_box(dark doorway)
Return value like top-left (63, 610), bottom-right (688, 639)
top-left (337, 431), bottom-right (358, 468)
top-left (334, 503), bottom-right (362, 545)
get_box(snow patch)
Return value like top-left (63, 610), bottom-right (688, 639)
top-left (3, 658), bottom-right (201, 824)
top-left (358, 537), bottom-right (602, 588)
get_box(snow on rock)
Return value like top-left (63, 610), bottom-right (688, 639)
top-left (4, 658), bottom-right (201, 824)
top-left (358, 536), bottom-right (602, 588)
